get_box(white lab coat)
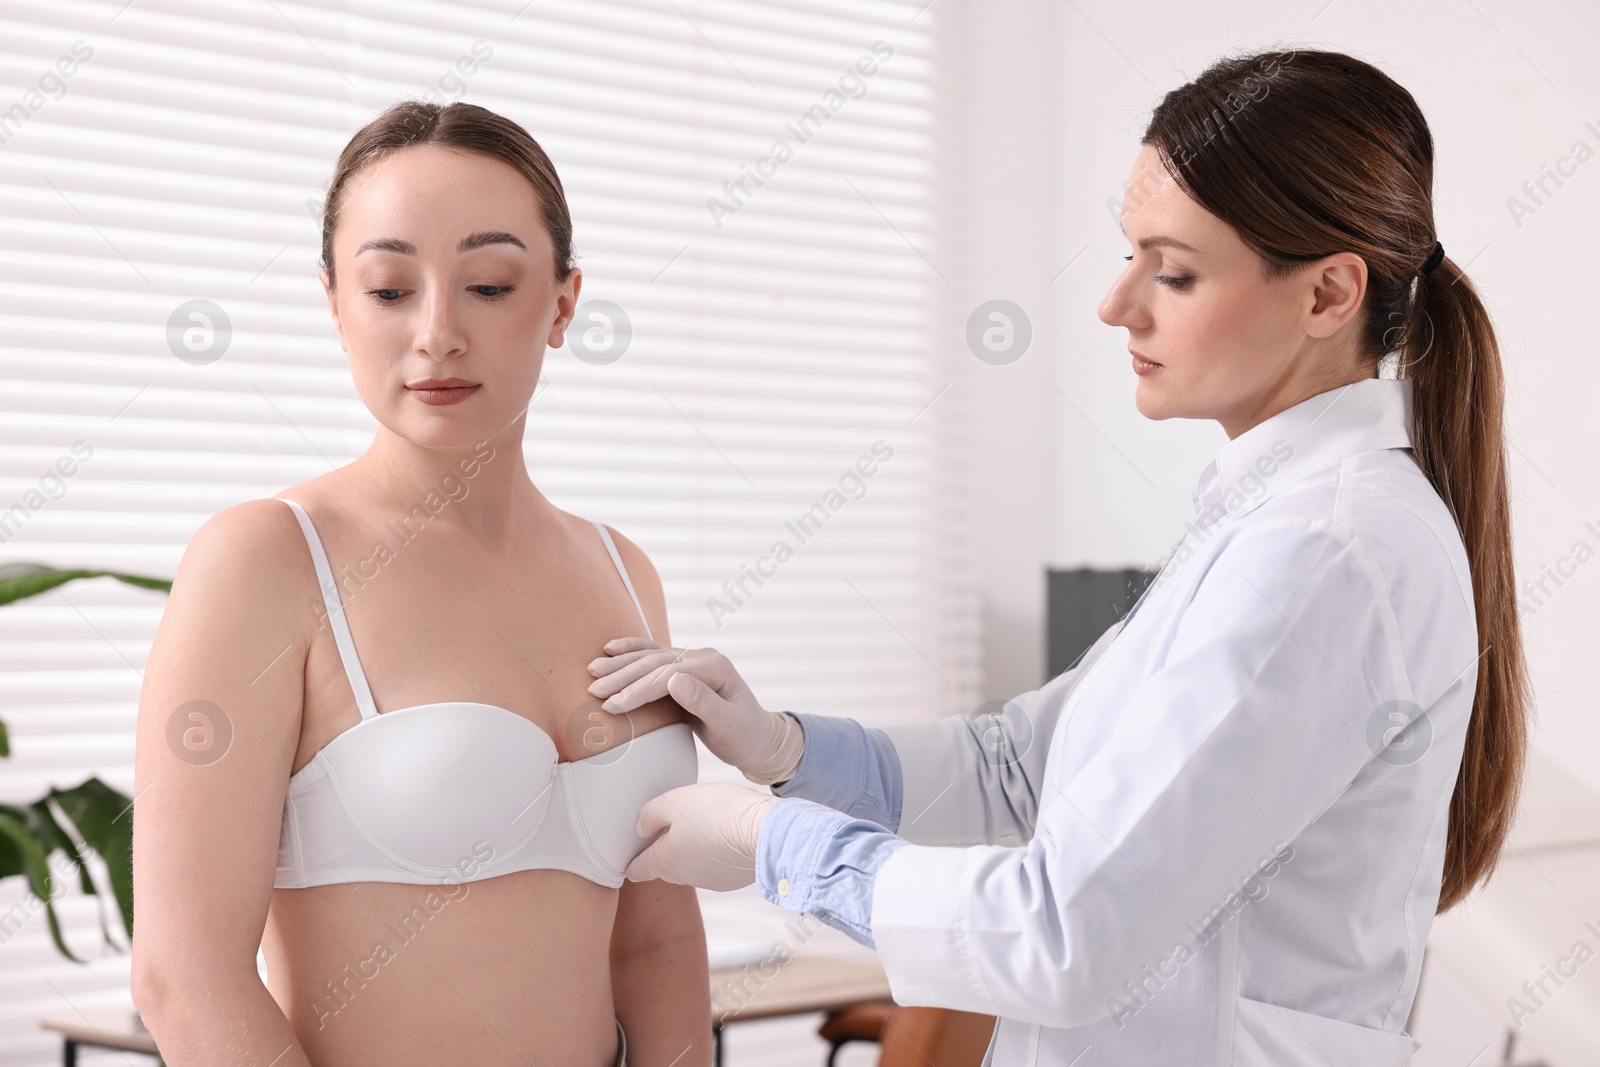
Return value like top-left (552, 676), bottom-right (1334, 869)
top-left (869, 376), bottom-right (1477, 1066)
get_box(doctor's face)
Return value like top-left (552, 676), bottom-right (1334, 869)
top-left (320, 144), bottom-right (580, 451)
top-left (1097, 145), bottom-right (1358, 439)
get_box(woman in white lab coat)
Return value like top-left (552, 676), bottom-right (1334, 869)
top-left (589, 48), bottom-right (1530, 1065)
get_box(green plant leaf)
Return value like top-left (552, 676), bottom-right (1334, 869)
top-left (0, 566), bottom-right (160, 964)
top-left (0, 807), bottom-right (85, 962)
top-left (48, 778), bottom-right (135, 943)
top-left (0, 564), bottom-right (172, 607)
top-left (0, 804), bottom-right (30, 880)
top-left (35, 799), bottom-right (112, 947)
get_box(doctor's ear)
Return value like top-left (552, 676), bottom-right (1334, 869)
top-left (320, 267), bottom-right (348, 354)
top-left (546, 266), bottom-right (583, 350)
top-left (1301, 252), bottom-right (1367, 340)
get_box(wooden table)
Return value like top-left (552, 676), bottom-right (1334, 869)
top-left (41, 954), bottom-right (893, 1066)
top-left (711, 952), bottom-right (893, 1064)
top-left (37, 1010), bottom-right (157, 1066)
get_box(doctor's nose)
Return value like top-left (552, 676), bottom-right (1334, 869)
top-left (1097, 269), bottom-right (1142, 330)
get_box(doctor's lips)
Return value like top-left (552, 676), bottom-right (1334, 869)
top-left (406, 376), bottom-right (481, 405)
top-left (1130, 349), bottom-right (1163, 375)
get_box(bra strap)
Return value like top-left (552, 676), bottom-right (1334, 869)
top-left (593, 522), bottom-right (655, 641)
top-left (279, 498), bottom-right (379, 720)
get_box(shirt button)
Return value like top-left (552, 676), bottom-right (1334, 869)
top-left (777, 877), bottom-right (791, 897)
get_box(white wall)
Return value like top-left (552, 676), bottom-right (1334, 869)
top-left (938, 0), bottom-right (1069, 700)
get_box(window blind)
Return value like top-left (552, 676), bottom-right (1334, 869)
top-left (0, 0), bottom-right (976, 1059)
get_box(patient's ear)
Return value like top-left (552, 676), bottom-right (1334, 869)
top-left (547, 267), bottom-right (583, 349)
top-left (320, 268), bottom-right (347, 353)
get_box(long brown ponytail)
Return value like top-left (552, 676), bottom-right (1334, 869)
top-left (1141, 49), bottom-right (1531, 912)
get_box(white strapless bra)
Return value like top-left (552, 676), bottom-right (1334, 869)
top-left (272, 497), bottom-right (698, 890)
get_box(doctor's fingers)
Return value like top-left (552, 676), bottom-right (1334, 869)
top-left (600, 655), bottom-right (738, 714)
top-left (629, 789), bottom-right (710, 872)
top-left (587, 645), bottom-right (683, 680)
top-left (624, 840), bottom-right (675, 884)
top-left (634, 790), bottom-right (677, 837)
top-left (587, 649), bottom-right (693, 703)
top-left (624, 824), bottom-right (757, 890)
top-left (603, 635), bottom-right (667, 656)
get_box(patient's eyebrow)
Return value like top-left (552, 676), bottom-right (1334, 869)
top-left (353, 231), bottom-right (527, 257)
top-left (457, 230), bottom-right (526, 253)
top-left (355, 236), bottom-right (416, 256)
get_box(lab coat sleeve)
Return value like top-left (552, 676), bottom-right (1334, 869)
top-left (873, 617), bottom-right (1128, 847)
top-left (869, 522), bottom-right (1416, 1027)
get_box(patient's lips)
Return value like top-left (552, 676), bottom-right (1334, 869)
top-left (407, 376), bottom-right (481, 405)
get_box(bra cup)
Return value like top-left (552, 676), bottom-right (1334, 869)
top-left (565, 722), bottom-right (699, 878)
top-left (274, 498), bottom-right (682, 889)
top-left (323, 704), bottom-right (558, 870)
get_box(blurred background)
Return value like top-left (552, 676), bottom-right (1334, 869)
top-left (0, 0), bottom-right (1594, 1064)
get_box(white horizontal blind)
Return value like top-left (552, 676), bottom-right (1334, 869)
top-left (0, 0), bottom-right (977, 1061)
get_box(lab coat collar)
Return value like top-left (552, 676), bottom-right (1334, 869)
top-left (1191, 376), bottom-right (1415, 525)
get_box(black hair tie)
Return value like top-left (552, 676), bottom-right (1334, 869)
top-left (1420, 241), bottom-right (1445, 276)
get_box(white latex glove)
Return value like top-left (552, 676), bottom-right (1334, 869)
top-left (625, 782), bottom-right (777, 890)
top-left (587, 637), bottom-right (805, 786)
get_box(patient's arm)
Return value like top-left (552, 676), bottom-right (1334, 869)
top-left (131, 500), bottom-right (317, 1066)
top-left (611, 877), bottom-right (712, 1066)
top-left (602, 528), bottom-right (713, 1066)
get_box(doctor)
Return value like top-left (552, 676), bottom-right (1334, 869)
top-left (589, 49), bottom-right (1528, 1065)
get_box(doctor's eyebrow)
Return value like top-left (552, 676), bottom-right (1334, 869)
top-left (1117, 219), bottom-right (1202, 254)
top-left (354, 230), bottom-right (528, 256)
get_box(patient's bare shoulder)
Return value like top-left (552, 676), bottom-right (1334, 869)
top-left (593, 523), bottom-right (667, 629)
top-left (554, 514), bottom-right (687, 744)
top-left (595, 524), bottom-right (688, 736)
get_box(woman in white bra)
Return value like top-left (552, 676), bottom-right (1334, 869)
top-left (129, 102), bottom-right (707, 1067)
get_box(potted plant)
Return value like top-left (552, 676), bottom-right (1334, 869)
top-left (0, 563), bottom-right (169, 971)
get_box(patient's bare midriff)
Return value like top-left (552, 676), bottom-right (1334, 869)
top-left (262, 872), bottom-right (619, 1066)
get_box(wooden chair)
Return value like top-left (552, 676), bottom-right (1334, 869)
top-left (819, 1002), bottom-right (996, 1067)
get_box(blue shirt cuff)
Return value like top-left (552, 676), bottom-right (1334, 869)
top-left (755, 795), bottom-right (908, 948)
top-left (772, 712), bottom-right (904, 832)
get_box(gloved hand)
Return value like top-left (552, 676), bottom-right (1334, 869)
top-left (625, 782), bottom-right (777, 890)
top-left (587, 637), bottom-right (805, 786)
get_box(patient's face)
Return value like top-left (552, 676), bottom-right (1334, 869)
top-left (321, 144), bottom-right (579, 450)
top-left (1096, 144), bottom-right (1339, 439)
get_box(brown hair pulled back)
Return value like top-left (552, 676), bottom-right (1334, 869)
top-left (319, 100), bottom-right (574, 288)
top-left (1142, 49), bottom-right (1529, 913)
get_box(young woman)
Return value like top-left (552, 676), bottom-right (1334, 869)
top-left (589, 49), bottom-right (1531, 1065)
top-left (130, 102), bottom-right (710, 1067)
